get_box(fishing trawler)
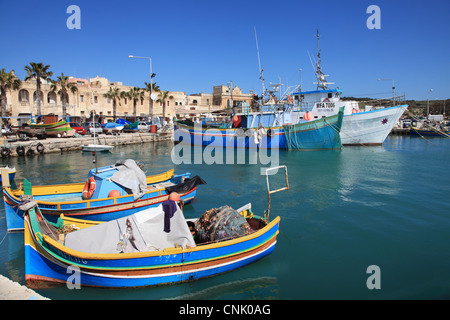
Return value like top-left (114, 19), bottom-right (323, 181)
top-left (289, 30), bottom-right (408, 145)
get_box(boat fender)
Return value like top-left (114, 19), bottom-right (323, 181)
top-left (1, 147), bottom-right (11, 158)
top-left (26, 148), bottom-right (35, 156)
top-left (108, 189), bottom-right (121, 198)
top-left (304, 112), bottom-right (313, 121)
top-left (245, 129), bottom-right (253, 137)
top-left (36, 143), bottom-right (45, 154)
top-left (16, 145), bottom-right (25, 156)
top-left (82, 177), bottom-right (96, 200)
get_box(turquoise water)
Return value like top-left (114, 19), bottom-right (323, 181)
top-left (0, 136), bottom-right (449, 300)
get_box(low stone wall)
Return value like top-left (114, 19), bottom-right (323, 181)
top-left (0, 132), bottom-right (174, 157)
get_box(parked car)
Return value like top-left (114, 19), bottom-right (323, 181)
top-left (69, 122), bottom-right (86, 135)
top-left (137, 121), bottom-right (149, 132)
top-left (81, 122), bottom-right (102, 135)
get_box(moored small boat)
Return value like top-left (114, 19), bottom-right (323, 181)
top-left (24, 202), bottom-right (279, 288)
top-left (30, 119), bottom-right (74, 138)
top-left (3, 159), bottom-right (205, 232)
top-left (24, 165), bottom-right (287, 289)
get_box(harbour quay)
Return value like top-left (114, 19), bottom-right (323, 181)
top-left (0, 131), bottom-right (173, 157)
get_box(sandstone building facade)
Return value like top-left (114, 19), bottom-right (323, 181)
top-left (3, 75), bottom-right (254, 125)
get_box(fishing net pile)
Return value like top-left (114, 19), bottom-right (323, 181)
top-left (194, 205), bottom-right (253, 243)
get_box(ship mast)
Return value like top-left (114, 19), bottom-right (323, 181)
top-left (313, 29), bottom-right (332, 90)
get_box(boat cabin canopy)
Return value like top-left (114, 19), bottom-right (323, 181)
top-left (86, 159), bottom-right (148, 200)
top-left (292, 89), bottom-right (343, 105)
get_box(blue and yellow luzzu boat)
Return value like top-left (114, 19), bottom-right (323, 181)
top-left (24, 201), bottom-right (280, 288)
top-left (3, 159), bottom-right (204, 232)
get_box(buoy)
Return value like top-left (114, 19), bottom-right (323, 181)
top-left (169, 192), bottom-right (180, 201)
top-left (304, 112), bottom-right (312, 121)
top-left (352, 108), bottom-right (359, 113)
top-left (82, 177), bottom-right (96, 200)
top-left (108, 189), bottom-right (121, 198)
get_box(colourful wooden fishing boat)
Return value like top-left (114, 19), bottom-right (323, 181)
top-left (24, 202), bottom-right (279, 288)
top-left (174, 120), bottom-right (286, 149)
top-left (24, 165), bottom-right (287, 289)
top-left (283, 107), bottom-right (344, 150)
top-left (3, 159), bottom-right (204, 232)
top-left (30, 119), bottom-right (74, 137)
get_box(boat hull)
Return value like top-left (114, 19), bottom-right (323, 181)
top-left (81, 144), bottom-right (114, 152)
top-left (340, 105), bottom-right (408, 145)
top-left (283, 110), bottom-right (343, 150)
top-left (30, 120), bottom-right (74, 138)
top-left (24, 210), bottom-right (279, 288)
top-left (409, 127), bottom-right (450, 136)
top-left (175, 122), bottom-right (286, 149)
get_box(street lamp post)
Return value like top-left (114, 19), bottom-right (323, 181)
top-left (129, 55), bottom-right (154, 121)
top-left (228, 81), bottom-right (234, 112)
top-left (377, 78), bottom-right (395, 106)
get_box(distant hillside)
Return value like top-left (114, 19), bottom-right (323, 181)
top-left (342, 96), bottom-right (449, 117)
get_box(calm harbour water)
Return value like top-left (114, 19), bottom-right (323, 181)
top-left (0, 135), bottom-right (449, 300)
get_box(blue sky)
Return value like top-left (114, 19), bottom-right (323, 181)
top-left (1, 0), bottom-right (449, 100)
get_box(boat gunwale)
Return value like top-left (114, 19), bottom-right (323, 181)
top-left (28, 208), bottom-right (280, 262)
top-left (3, 169), bottom-right (175, 205)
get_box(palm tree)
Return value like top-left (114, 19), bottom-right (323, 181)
top-left (127, 87), bottom-right (145, 118)
top-left (144, 80), bottom-right (160, 121)
top-left (24, 62), bottom-right (53, 115)
top-left (103, 87), bottom-right (120, 121)
top-left (0, 69), bottom-right (21, 119)
top-left (50, 73), bottom-right (78, 118)
top-left (157, 90), bottom-right (174, 120)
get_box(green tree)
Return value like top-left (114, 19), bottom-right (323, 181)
top-left (126, 87), bottom-right (145, 117)
top-left (0, 69), bottom-right (21, 118)
top-left (157, 90), bottom-right (174, 120)
top-left (50, 73), bottom-right (78, 118)
top-left (24, 62), bottom-right (53, 115)
top-left (103, 87), bottom-right (120, 121)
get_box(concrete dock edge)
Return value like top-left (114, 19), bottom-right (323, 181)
top-left (0, 274), bottom-right (49, 300)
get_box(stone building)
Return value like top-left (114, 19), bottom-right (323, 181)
top-left (2, 74), bottom-right (254, 125)
top-left (212, 84), bottom-right (254, 109)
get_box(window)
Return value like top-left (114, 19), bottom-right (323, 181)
top-left (33, 91), bottom-right (43, 105)
top-left (18, 89), bottom-right (29, 102)
top-left (94, 96), bottom-right (98, 103)
top-left (47, 92), bottom-right (57, 104)
top-left (80, 95), bottom-right (84, 102)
